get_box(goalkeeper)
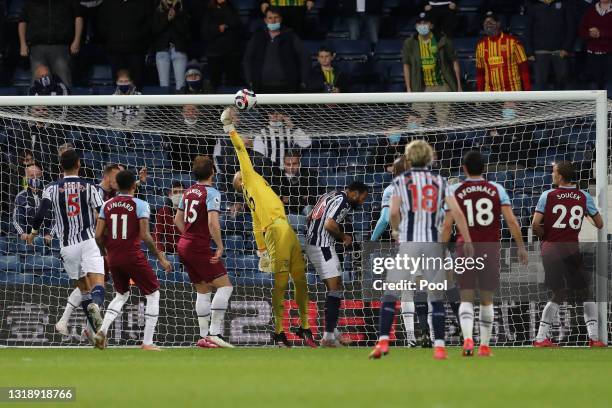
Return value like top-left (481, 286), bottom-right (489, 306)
top-left (221, 107), bottom-right (316, 348)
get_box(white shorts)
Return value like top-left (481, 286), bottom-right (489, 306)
top-left (60, 238), bottom-right (104, 280)
top-left (305, 245), bottom-right (342, 280)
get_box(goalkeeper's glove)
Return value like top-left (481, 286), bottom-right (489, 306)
top-left (257, 249), bottom-right (272, 273)
top-left (220, 107), bottom-right (236, 133)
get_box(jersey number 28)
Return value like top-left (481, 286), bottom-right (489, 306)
top-left (552, 204), bottom-right (583, 230)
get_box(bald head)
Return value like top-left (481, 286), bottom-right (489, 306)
top-left (34, 65), bottom-right (50, 80)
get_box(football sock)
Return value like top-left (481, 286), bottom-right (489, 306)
top-left (536, 301), bottom-right (559, 341)
top-left (272, 272), bottom-right (290, 333)
top-left (143, 290), bottom-right (160, 346)
top-left (210, 286), bottom-right (233, 336)
top-left (400, 301), bottom-right (416, 341)
top-left (378, 300), bottom-right (397, 339)
top-left (100, 292), bottom-right (130, 335)
top-left (324, 291), bottom-right (343, 339)
top-left (291, 268), bottom-right (310, 330)
top-left (459, 302), bottom-right (474, 340)
top-left (431, 302), bottom-right (445, 347)
top-left (59, 287), bottom-right (82, 323)
top-left (428, 301), bottom-right (434, 339)
top-left (81, 292), bottom-right (95, 329)
top-left (479, 304), bottom-right (494, 346)
top-left (583, 301), bottom-right (599, 341)
top-left (91, 284), bottom-right (105, 307)
top-left (195, 292), bottom-right (212, 338)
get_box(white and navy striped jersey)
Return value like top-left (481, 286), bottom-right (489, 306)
top-left (306, 191), bottom-right (352, 247)
top-left (31, 176), bottom-right (104, 247)
top-left (392, 167), bottom-right (449, 243)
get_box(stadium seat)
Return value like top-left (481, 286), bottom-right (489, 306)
top-left (388, 63), bottom-right (405, 83)
top-left (12, 67), bottom-right (31, 87)
top-left (303, 40), bottom-right (322, 60)
top-left (509, 14), bottom-right (528, 35)
top-left (0, 87), bottom-right (18, 96)
top-left (327, 18), bottom-right (351, 39)
top-left (334, 60), bottom-right (371, 82)
top-left (373, 39), bottom-right (403, 60)
top-left (108, 153), bottom-right (145, 169)
top-left (459, 0), bottom-right (483, 11)
top-left (139, 151), bottom-right (170, 169)
top-left (352, 212), bottom-right (372, 232)
top-left (396, 16), bottom-right (417, 37)
top-left (22, 255), bottom-right (63, 274)
top-left (234, 0), bottom-right (257, 15)
top-left (148, 170), bottom-right (174, 191)
top-left (225, 235), bottom-right (246, 252)
top-left (82, 151), bottom-right (109, 167)
top-left (287, 214), bottom-right (307, 234)
top-left (0, 272), bottom-right (35, 284)
top-left (149, 195), bottom-right (168, 212)
top-left (142, 86), bottom-right (172, 95)
top-left (454, 37), bottom-right (479, 57)
top-left (0, 255), bottom-right (20, 272)
top-left (225, 254), bottom-right (259, 273)
top-left (171, 173), bottom-right (194, 187)
top-left (329, 40), bottom-right (371, 60)
top-left (72, 87), bottom-right (93, 95)
top-left (89, 65), bottom-right (114, 86)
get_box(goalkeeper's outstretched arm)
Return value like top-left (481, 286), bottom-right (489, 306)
top-left (221, 107), bottom-right (255, 183)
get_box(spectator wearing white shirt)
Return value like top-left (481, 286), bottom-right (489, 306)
top-left (335, 0), bottom-right (382, 44)
top-left (253, 110), bottom-right (311, 170)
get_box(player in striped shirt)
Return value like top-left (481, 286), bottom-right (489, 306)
top-left (305, 181), bottom-right (369, 347)
top-left (27, 149), bottom-right (106, 340)
top-left (370, 156), bottom-right (419, 347)
top-left (531, 162), bottom-right (605, 348)
top-left (369, 140), bottom-right (473, 360)
top-left (476, 11), bottom-right (531, 92)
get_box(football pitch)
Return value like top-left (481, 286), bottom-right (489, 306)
top-left (1, 348), bottom-right (611, 408)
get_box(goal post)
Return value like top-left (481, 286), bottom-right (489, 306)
top-left (0, 90), bottom-right (609, 347)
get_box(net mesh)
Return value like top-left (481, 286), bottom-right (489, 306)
top-left (0, 96), bottom-right (609, 347)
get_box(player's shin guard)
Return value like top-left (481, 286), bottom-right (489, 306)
top-left (583, 301), bottom-right (599, 341)
top-left (196, 293), bottom-right (212, 338)
top-left (99, 291), bottom-right (130, 335)
top-left (210, 286), bottom-right (233, 336)
top-left (459, 302), bottom-right (474, 340)
top-left (400, 301), bottom-right (416, 341)
top-left (378, 295), bottom-right (397, 340)
top-left (431, 302), bottom-right (445, 347)
top-left (59, 287), bottom-right (82, 323)
top-left (536, 301), bottom-right (559, 341)
top-left (324, 291), bottom-right (342, 340)
top-left (91, 285), bottom-right (105, 308)
top-left (479, 304), bottom-right (494, 346)
top-left (143, 291), bottom-right (160, 346)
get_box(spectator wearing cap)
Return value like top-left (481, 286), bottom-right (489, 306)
top-left (202, 0), bottom-right (244, 90)
top-left (420, 1), bottom-right (458, 37)
top-left (260, 0), bottom-right (314, 38)
top-left (152, 0), bottom-right (191, 91)
top-left (18, 0), bottom-right (83, 87)
top-left (98, 0), bottom-right (152, 90)
top-left (154, 180), bottom-right (184, 254)
top-left (401, 12), bottom-right (461, 124)
top-left (334, 0), bottom-right (383, 45)
top-left (243, 6), bottom-right (309, 93)
top-left (476, 11), bottom-right (531, 91)
top-left (307, 46), bottom-right (349, 93)
top-left (182, 64), bottom-right (204, 93)
top-left (525, 0), bottom-right (576, 90)
top-left (28, 64), bottom-right (70, 96)
top-left (579, 0), bottom-right (612, 90)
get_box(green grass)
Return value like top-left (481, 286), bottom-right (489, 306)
top-left (1, 347), bottom-right (611, 408)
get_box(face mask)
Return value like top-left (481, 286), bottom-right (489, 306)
top-left (502, 108), bottom-right (517, 120)
top-left (171, 194), bottom-right (181, 207)
top-left (387, 133), bottom-right (402, 144)
top-left (118, 84), bottom-right (131, 94)
top-left (186, 79), bottom-right (201, 90)
top-left (484, 25), bottom-right (498, 37)
top-left (270, 121), bottom-right (283, 128)
top-left (28, 178), bottom-right (43, 190)
top-left (184, 117), bottom-right (198, 126)
top-left (267, 22), bottom-right (281, 31)
top-left (416, 24), bottom-right (430, 36)
top-left (38, 75), bottom-right (51, 88)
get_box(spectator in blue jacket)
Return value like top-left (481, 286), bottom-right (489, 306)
top-left (13, 164), bottom-right (53, 243)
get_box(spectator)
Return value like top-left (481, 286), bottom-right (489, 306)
top-left (181, 64), bottom-right (204, 94)
top-left (253, 110), bottom-right (311, 170)
top-left (80, 0), bottom-right (103, 44)
top-left (525, 0), bottom-right (576, 90)
top-left (18, 0), bottom-right (83, 87)
top-left (270, 150), bottom-right (318, 215)
top-left (402, 12), bottom-right (461, 125)
top-left (99, 0), bottom-right (152, 90)
top-left (107, 69), bottom-right (145, 128)
top-left (335, 0), bottom-right (382, 44)
top-left (154, 180), bottom-right (184, 254)
top-left (579, 0), bottom-right (612, 90)
top-left (166, 105), bottom-right (214, 172)
top-left (420, 1), bottom-right (458, 37)
top-left (202, 0), bottom-right (243, 90)
top-left (307, 46), bottom-right (349, 92)
top-left (260, 0), bottom-right (314, 37)
top-left (243, 6), bottom-right (309, 93)
top-left (28, 64), bottom-right (70, 96)
top-left (13, 164), bottom-right (53, 243)
top-left (153, 0), bottom-right (191, 91)
top-left (476, 11), bottom-right (531, 91)
top-left (97, 164), bottom-right (121, 201)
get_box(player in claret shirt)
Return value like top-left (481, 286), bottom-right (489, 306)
top-left (175, 156), bottom-right (234, 349)
top-left (531, 162), bottom-right (605, 348)
top-left (94, 170), bottom-right (172, 350)
top-left (442, 151), bottom-right (528, 357)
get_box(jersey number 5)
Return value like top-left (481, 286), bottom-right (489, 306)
top-left (184, 199), bottom-right (199, 223)
top-left (67, 193), bottom-right (81, 217)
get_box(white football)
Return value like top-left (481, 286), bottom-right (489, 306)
top-left (234, 89), bottom-right (257, 111)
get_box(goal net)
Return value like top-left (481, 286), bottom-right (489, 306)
top-left (0, 92), bottom-right (609, 347)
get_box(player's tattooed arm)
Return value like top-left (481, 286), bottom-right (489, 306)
top-left (94, 218), bottom-right (107, 256)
